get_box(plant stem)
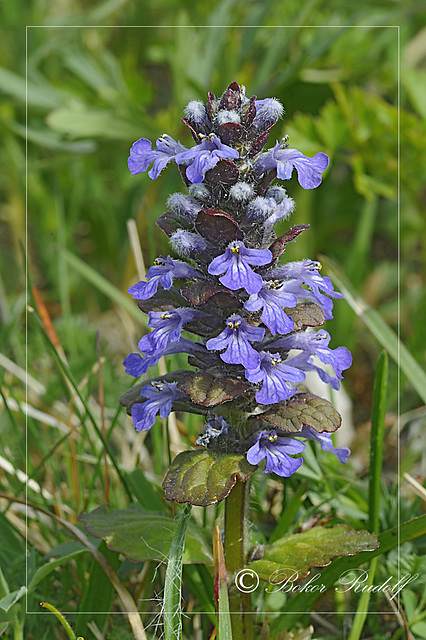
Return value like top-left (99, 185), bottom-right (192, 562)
top-left (224, 479), bottom-right (253, 640)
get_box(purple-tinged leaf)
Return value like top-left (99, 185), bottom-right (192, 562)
top-left (269, 224), bottom-right (310, 258)
top-left (195, 209), bottom-right (244, 244)
top-left (162, 450), bottom-right (256, 506)
top-left (256, 168), bottom-right (278, 196)
top-left (137, 289), bottom-right (188, 314)
top-left (177, 164), bottom-right (191, 186)
top-left (178, 372), bottom-right (249, 407)
top-left (181, 117), bottom-right (201, 143)
top-left (219, 81), bottom-right (243, 111)
top-left (260, 392), bottom-right (342, 433)
top-left (205, 159), bottom-right (240, 185)
top-left (249, 124), bottom-right (275, 157)
top-left (181, 282), bottom-right (240, 307)
top-left (216, 122), bottom-right (243, 146)
top-left (245, 95), bottom-right (257, 126)
top-left (285, 302), bottom-right (325, 331)
top-left (206, 91), bottom-right (217, 121)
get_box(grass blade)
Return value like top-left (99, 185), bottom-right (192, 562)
top-left (213, 525), bottom-right (233, 640)
top-left (63, 249), bottom-right (147, 325)
top-left (30, 308), bottom-right (133, 500)
top-left (27, 549), bottom-right (88, 594)
top-left (347, 351), bottom-right (388, 640)
top-left (75, 540), bottom-right (120, 639)
top-left (369, 351), bottom-right (388, 534)
top-left (2, 494), bottom-right (147, 640)
top-left (320, 255), bottom-right (426, 404)
top-left (164, 503), bottom-right (192, 640)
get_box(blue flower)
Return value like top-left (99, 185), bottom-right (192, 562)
top-left (246, 430), bottom-right (305, 477)
top-left (124, 338), bottom-right (203, 377)
top-left (254, 140), bottom-right (329, 190)
top-left (128, 256), bottom-right (201, 300)
top-left (245, 351), bottom-right (306, 405)
top-left (128, 135), bottom-right (188, 180)
top-left (244, 280), bottom-right (297, 335)
top-left (298, 426), bottom-right (351, 463)
top-left (138, 308), bottom-right (204, 356)
top-left (208, 240), bottom-right (272, 295)
top-left (175, 134), bottom-right (239, 184)
top-left (206, 314), bottom-right (265, 368)
top-left (267, 260), bottom-right (343, 319)
top-left (272, 329), bottom-right (352, 389)
top-left (131, 381), bottom-right (184, 432)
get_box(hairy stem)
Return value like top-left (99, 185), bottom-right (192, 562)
top-left (224, 479), bottom-right (253, 640)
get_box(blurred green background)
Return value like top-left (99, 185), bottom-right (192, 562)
top-left (0, 1), bottom-right (425, 638)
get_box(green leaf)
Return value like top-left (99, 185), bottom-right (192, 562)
top-left (320, 255), bottom-right (426, 404)
top-left (272, 515), bottom-right (426, 633)
top-left (177, 373), bottom-right (249, 407)
top-left (260, 393), bottom-right (341, 433)
top-left (0, 586), bottom-right (26, 613)
top-left (249, 525), bottom-right (378, 583)
top-left (27, 549), bottom-right (88, 594)
top-left (46, 107), bottom-right (141, 140)
top-left (162, 450), bottom-right (257, 506)
top-left (164, 504), bottom-right (191, 640)
top-left (10, 122), bottom-right (97, 153)
top-left (79, 505), bottom-right (212, 565)
top-left (0, 66), bottom-right (61, 108)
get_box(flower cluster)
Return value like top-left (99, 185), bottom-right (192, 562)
top-left (123, 82), bottom-right (351, 478)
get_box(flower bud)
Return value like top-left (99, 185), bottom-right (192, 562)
top-left (166, 193), bottom-right (200, 219)
top-left (229, 181), bottom-right (254, 201)
top-left (170, 229), bottom-right (212, 257)
top-left (252, 98), bottom-right (284, 131)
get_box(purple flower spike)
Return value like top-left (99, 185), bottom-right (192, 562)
top-left (206, 314), bottom-right (264, 368)
top-left (128, 256), bottom-right (201, 300)
top-left (299, 426), bottom-right (351, 463)
top-left (138, 308), bottom-right (204, 356)
top-left (131, 381), bottom-right (184, 432)
top-left (128, 135), bottom-right (188, 180)
top-left (245, 351), bottom-right (306, 405)
top-left (208, 240), bottom-right (272, 295)
top-left (255, 141), bottom-right (329, 189)
top-left (267, 259), bottom-right (343, 319)
top-left (175, 133), bottom-right (239, 184)
top-left (244, 280), bottom-right (297, 335)
top-left (246, 430), bottom-right (305, 477)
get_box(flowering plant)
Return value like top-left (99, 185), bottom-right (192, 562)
top-left (119, 82), bottom-right (378, 638)
top-left (123, 81), bottom-right (351, 480)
